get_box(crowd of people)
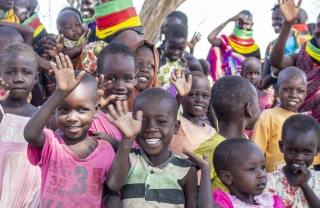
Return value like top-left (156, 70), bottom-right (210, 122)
top-left (0, 0), bottom-right (320, 207)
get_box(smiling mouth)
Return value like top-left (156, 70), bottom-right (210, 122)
top-left (194, 105), bottom-right (204, 109)
top-left (287, 101), bottom-right (298, 106)
top-left (138, 76), bottom-right (149, 82)
top-left (114, 94), bottom-right (127, 99)
top-left (293, 163), bottom-right (306, 168)
top-left (145, 138), bottom-right (160, 145)
top-left (66, 126), bottom-right (81, 130)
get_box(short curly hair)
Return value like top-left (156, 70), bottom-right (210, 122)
top-left (214, 138), bottom-right (253, 177)
top-left (282, 114), bottom-right (320, 146)
top-left (96, 42), bottom-right (137, 74)
top-left (164, 24), bottom-right (188, 41)
top-left (0, 43), bottom-right (38, 72)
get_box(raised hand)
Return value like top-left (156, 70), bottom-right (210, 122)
top-left (0, 78), bottom-right (10, 102)
top-left (278, 0), bottom-right (302, 23)
top-left (230, 12), bottom-right (246, 22)
top-left (50, 53), bottom-right (85, 93)
top-left (95, 74), bottom-right (115, 108)
top-left (187, 32), bottom-right (202, 51)
top-left (170, 69), bottom-right (192, 98)
top-left (44, 35), bottom-right (64, 58)
top-left (183, 149), bottom-right (210, 170)
top-left (106, 100), bottom-right (143, 138)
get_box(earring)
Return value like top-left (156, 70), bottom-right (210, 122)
top-left (26, 13), bottom-right (30, 19)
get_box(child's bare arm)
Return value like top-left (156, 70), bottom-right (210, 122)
top-left (91, 131), bottom-right (120, 152)
top-left (0, 21), bottom-right (34, 46)
top-left (183, 149), bottom-right (218, 208)
top-left (297, 166), bottom-right (320, 207)
top-left (106, 101), bottom-right (143, 191)
top-left (24, 53), bottom-right (86, 148)
top-left (208, 13), bottom-right (245, 47)
top-left (171, 69), bottom-right (192, 105)
top-left (62, 30), bottom-right (88, 59)
top-left (270, 0), bottom-right (302, 70)
top-left (62, 45), bottom-right (85, 60)
top-left (183, 165), bottom-right (198, 208)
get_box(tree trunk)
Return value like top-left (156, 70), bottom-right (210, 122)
top-left (139, 0), bottom-right (186, 44)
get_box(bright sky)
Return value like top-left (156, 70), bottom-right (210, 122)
top-left (38, 0), bottom-right (319, 59)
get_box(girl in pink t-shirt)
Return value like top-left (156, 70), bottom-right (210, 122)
top-left (185, 138), bottom-right (284, 208)
top-left (24, 54), bottom-right (116, 207)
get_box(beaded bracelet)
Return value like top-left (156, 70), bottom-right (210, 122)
top-left (220, 23), bottom-right (226, 28)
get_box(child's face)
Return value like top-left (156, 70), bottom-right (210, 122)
top-left (135, 46), bottom-right (155, 91)
top-left (182, 77), bottom-right (210, 118)
top-left (0, 53), bottom-right (37, 100)
top-left (13, 1), bottom-right (29, 23)
top-left (242, 64), bottom-right (262, 89)
top-left (80, 0), bottom-right (97, 19)
top-left (272, 8), bottom-right (284, 34)
top-left (101, 54), bottom-right (136, 105)
top-left (277, 75), bottom-right (306, 112)
top-left (228, 143), bottom-right (267, 196)
top-left (280, 130), bottom-right (319, 173)
top-left (55, 83), bottom-right (98, 140)
top-left (134, 99), bottom-right (178, 158)
top-left (0, 0), bottom-right (13, 10)
top-left (164, 37), bottom-right (186, 62)
top-left (58, 13), bottom-right (84, 41)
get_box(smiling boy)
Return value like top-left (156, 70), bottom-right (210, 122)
top-left (252, 66), bottom-right (307, 173)
top-left (106, 88), bottom-right (198, 208)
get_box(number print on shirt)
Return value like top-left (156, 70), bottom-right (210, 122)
top-left (72, 166), bottom-right (88, 195)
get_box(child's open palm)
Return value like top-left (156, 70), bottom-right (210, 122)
top-left (95, 74), bottom-right (115, 108)
top-left (50, 53), bottom-right (85, 93)
top-left (278, 0), bottom-right (302, 23)
top-left (170, 69), bottom-right (192, 98)
top-left (106, 100), bottom-right (143, 138)
top-left (183, 149), bottom-right (210, 170)
top-left (0, 78), bottom-right (10, 102)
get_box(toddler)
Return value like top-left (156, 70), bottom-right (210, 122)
top-left (185, 139), bottom-right (284, 207)
top-left (157, 23), bottom-right (188, 98)
top-left (55, 8), bottom-right (87, 61)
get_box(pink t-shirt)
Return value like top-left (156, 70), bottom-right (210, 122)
top-left (213, 189), bottom-right (284, 208)
top-left (90, 111), bottom-right (139, 148)
top-left (27, 128), bottom-right (115, 208)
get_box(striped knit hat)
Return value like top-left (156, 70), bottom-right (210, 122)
top-left (94, 0), bottom-right (142, 40)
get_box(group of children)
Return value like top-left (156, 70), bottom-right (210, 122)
top-left (0, 0), bottom-right (320, 207)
